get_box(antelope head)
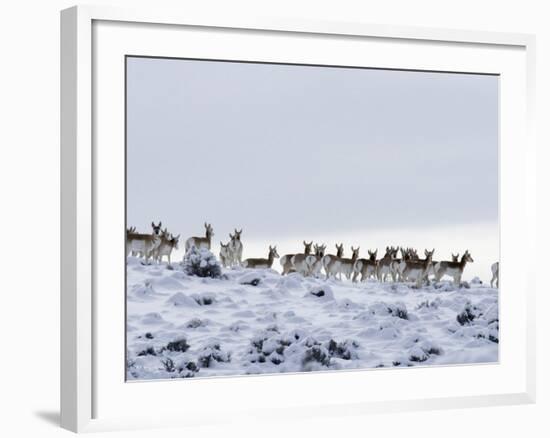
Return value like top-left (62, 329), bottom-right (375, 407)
top-left (463, 250), bottom-right (474, 263)
top-left (269, 245), bottom-right (280, 259)
top-left (425, 249), bottom-right (435, 261)
top-left (368, 249), bottom-right (377, 261)
top-left (351, 246), bottom-right (360, 259)
top-left (452, 253), bottom-right (459, 262)
top-left (303, 240), bottom-right (313, 254)
top-left (204, 222), bottom-right (214, 238)
top-left (335, 243), bottom-right (344, 257)
top-left (315, 244), bottom-right (326, 257)
top-left (233, 229), bottom-right (242, 241)
top-left (151, 221), bottom-right (162, 235)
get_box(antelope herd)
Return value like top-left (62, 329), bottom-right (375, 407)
top-left (126, 222), bottom-right (498, 288)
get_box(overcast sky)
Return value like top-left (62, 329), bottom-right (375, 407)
top-left (126, 56), bottom-right (498, 280)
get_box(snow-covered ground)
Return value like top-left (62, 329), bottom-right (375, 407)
top-left (126, 257), bottom-right (499, 381)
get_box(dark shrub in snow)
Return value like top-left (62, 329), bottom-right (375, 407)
top-left (161, 357), bottom-right (176, 373)
top-left (416, 300), bottom-right (439, 310)
top-left (144, 332), bottom-right (154, 339)
top-left (457, 302), bottom-right (482, 326)
top-left (302, 344), bottom-right (331, 368)
top-left (181, 247), bottom-right (222, 278)
top-left (198, 343), bottom-right (231, 367)
top-left (306, 285), bottom-right (335, 300)
top-left (165, 338), bottom-right (190, 353)
top-left (327, 339), bottom-right (359, 360)
top-left (192, 293), bottom-right (216, 306)
top-left (388, 303), bottom-right (409, 320)
top-left (137, 346), bottom-right (156, 357)
top-left (185, 318), bottom-right (207, 329)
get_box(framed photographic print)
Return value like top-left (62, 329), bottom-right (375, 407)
top-left (61, 5), bottom-right (536, 433)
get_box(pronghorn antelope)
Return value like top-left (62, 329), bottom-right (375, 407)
top-left (185, 222), bottom-right (214, 252)
top-left (400, 249), bottom-right (433, 282)
top-left (490, 261), bottom-right (499, 288)
top-left (402, 249), bottom-right (434, 287)
top-left (151, 221), bottom-right (162, 236)
top-left (290, 241), bottom-right (315, 276)
top-left (280, 241), bottom-right (313, 275)
top-left (322, 243), bottom-right (345, 280)
top-left (219, 241), bottom-right (233, 268)
top-left (390, 247), bottom-right (407, 281)
top-left (377, 246), bottom-right (398, 282)
top-left (153, 232), bottom-right (180, 265)
top-left (433, 250), bottom-right (474, 285)
top-left (242, 246), bottom-right (280, 269)
top-left (229, 229), bottom-right (243, 266)
top-left (352, 249), bottom-right (378, 283)
top-left (336, 246), bottom-right (360, 280)
top-left (305, 244), bottom-right (327, 277)
top-left (126, 230), bottom-right (161, 265)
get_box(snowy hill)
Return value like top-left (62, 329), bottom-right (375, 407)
top-left (126, 257), bottom-right (499, 380)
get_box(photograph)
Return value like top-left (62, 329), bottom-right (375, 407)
top-left (125, 56), bottom-right (499, 381)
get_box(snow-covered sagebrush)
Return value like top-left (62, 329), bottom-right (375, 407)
top-left (126, 258), bottom-right (498, 380)
top-left (181, 247), bottom-right (222, 279)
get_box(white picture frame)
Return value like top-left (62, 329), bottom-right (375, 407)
top-left (60, 4), bottom-right (537, 433)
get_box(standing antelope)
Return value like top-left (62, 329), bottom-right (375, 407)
top-left (352, 249), bottom-right (378, 283)
top-left (336, 246), bottom-right (360, 280)
top-left (153, 233), bottom-right (180, 266)
top-left (322, 243), bottom-right (345, 280)
top-left (377, 246), bottom-right (398, 282)
top-left (185, 222), bottom-right (214, 253)
top-left (305, 244), bottom-right (327, 277)
top-left (433, 250), bottom-right (474, 285)
top-left (290, 241), bottom-right (314, 276)
top-left (242, 246), bottom-right (280, 269)
top-left (126, 229), bottom-right (161, 265)
top-left (490, 261), bottom-right (499, 288)
top-left (402, 249), bottom-right (435, 288)
top-left (229, 229), bottom-right (243, 266)
top-left (151, 221), bottom-right (162, 236)
top-left (280, 241), bottom-right (313, 275)
top-left (219, 241), bottom-right (233, 268)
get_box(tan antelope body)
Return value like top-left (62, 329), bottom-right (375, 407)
top-left (129, 223), bottom-right (161, 257)
top-left (290, 241), bottom-right (314, 276)
top-left (305, 244), bottom-right (327, 277)
top-left (242, 246), bottom-right (279, 269)
top-left (336, 247), bottom-right (360, 280)
top-left (395, 247), bottom-right (416, 281)
top-left (185, 223), bottom-right (214, 253)
top-left (491, 261), bottom-right (499, 288)
top-left (398, 248), bottom-right (442, 281)
top-left (402, 249), bottom-right (434, 287)
top-left (322, 243), bottom-right (345, 280)
top-left (153, 232), bottom-right (180, 265)
top-left (126, 232), bottom-right (161, 265)
top-left (352, 249), bottom-right (378, 283)
top-left (219, 241), bottom-right (232, 268)
top-left (433, 250), bottom-right (473, 285)
top-left (377, 247), bottom-right (398, 282)
top-left (390, 247), bottom-right (410, 281)
top-left (280, 241), bottom-right (312, 275)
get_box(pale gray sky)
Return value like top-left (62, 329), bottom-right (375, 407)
top-left (126, 56), bottom-right (498, 280)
